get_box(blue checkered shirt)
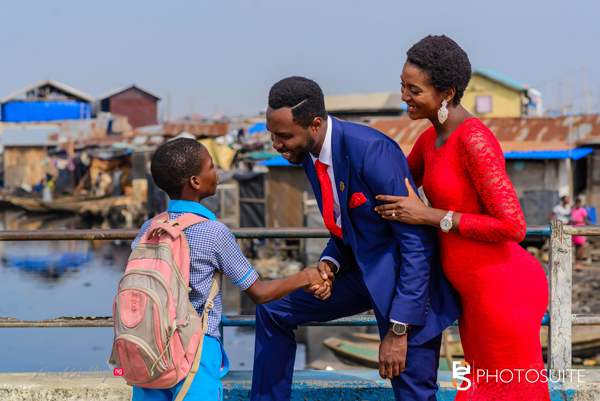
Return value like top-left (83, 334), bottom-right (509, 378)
top-left (132, 213), bottom-right (259, 338)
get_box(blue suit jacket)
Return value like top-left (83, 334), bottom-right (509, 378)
top-left (303, 117), bottom-right (462, 346)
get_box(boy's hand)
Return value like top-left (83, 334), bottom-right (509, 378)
top-left (303, 268), bottom-right (332, 300)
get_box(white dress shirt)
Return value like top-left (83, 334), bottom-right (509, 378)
top-left (311, 116), bottom-right (342, 273)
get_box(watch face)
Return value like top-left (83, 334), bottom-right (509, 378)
top-left (440, 218), bottom-right (452, 231)
top-left (392, 324), bottom-right (407, 336)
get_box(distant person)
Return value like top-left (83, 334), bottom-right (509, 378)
top-left (549, 196), bottom-right (571, 224)
top-left (252, 76), bottom-right (461, 400)
top-left (571, 198), bottom-right (590, 268)
top-left (42, 179), bottom-right (54, 202)
top-left (113, 166), bottom-right (122, 197)
top-left (128, 138), bottom-right (330, 401)
top-left (375, 35), bottom-right (550, 399)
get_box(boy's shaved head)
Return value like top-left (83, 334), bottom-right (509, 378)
top-left (151, 138), bottom-right (207, 198)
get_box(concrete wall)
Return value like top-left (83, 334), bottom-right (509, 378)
top-left (4, 146), bottom-right (49, 188)
top-left (462, 74), bottom-right (522, 118)
top-left (505, 159), bottom-right (561, 198)
top-left (588, 148), bottom-right (600, 215)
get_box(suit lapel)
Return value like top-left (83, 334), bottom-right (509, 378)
top-left (331, 118), bottom-right (356, 249)
top-left (305, 159), bottom-right (324, 215)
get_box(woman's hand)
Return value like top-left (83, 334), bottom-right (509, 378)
top-left (375, 178), bottom-right (430, 226)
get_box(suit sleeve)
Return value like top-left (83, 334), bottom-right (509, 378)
top-left (320, 237), bottom-right (346, 273)
top-left (363, 138), bottom-right (434, 326)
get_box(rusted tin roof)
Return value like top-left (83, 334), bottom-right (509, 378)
top-left (162, 121), bottom-right (229, 137)
top-left (369, 115), bottom-right (600, 154)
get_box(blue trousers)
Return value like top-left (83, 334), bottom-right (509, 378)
top-left (132, 336), bottom-right (228, 401)
top-left (250, 268), bottom-right (442, 401)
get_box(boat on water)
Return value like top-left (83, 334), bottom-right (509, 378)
top-left (4, 195), bottom-right (133, 214)
top-left (322, 336), bottom-right (455, 371)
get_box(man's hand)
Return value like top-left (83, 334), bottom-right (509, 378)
top-left (378, 329), bottom-right (407, 379)
top-left (306, 260), bottom-right (335, 300)
top-left (302, 268), bottom-right (332, 300)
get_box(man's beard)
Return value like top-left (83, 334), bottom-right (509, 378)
top-left (288, 133), bottom-right (316, 165)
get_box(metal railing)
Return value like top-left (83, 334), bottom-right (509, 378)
top-left (1, 223), bottom-right (599, 376)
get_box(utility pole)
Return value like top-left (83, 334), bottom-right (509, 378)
top-left (167, 93), bottom-right (171, 122)
top-left (582, 68), bottom-right (592, 114)
top-left (547, 80), bottom-right (552, 114)
top-left (190, 97), bottom-right (194, 120)
top-left (567, 73), bottom-right (572, 114)
top-left (558, 77), bottom-right (563, 115)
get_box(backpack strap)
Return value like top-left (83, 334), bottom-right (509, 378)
top-left (174, 270), bottom-right (223, 401)
top-left (172, 213), bottom-right (210, 231)
top-left (145, 212), bottom-right (208, 241)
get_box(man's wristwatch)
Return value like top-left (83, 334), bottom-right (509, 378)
top-left (440, 211), bottom-right (454, 233)
top-left (390, 322), bottom-right (410, 336)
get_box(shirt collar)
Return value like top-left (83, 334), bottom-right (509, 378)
top-left (167, 199), bottom-right (216, 221)
top-left (310, 116), bottom-right (333, 166)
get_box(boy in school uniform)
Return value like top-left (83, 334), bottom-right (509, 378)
top-left (131, 138), bottom-right (331, 401)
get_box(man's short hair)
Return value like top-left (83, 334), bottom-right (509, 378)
top-left (268, 76), bottom-right (327, 128)
top-left (151, 138), bottom-right (205, 198)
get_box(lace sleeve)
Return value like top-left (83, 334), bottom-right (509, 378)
top-left (458, 126), bottom-right (526, 242)
top-left (406, 133), bottom-right (427, 188)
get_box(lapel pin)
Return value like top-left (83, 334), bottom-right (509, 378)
top-left (339, 182), bottom-right (345, 192)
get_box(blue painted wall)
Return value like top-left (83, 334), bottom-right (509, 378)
top-left (1, 101), bottom-right (91, 122)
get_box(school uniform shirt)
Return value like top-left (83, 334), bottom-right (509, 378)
top-left (132, 200), bottom-right (259, 338)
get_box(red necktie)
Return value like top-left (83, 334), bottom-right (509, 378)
top-left (315, 160), bottom-right (343, 238)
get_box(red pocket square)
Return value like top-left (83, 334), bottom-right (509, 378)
top-left (349, 192), bottom-right (368, 209)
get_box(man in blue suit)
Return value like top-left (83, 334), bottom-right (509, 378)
top-left (250, 77), bottom-right (461, 400)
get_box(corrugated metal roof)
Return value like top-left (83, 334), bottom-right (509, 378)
top-left (163, 121), bottom-right (228, 137)
top-left (370, 115), bottom-right (600, 155)
top-left (1, 119), bottom-right (111, 148)
top-left (325, 92), bottom-right (403, 112)
top-left (0, 125), bottom-right (60, 146)
top-left (504, 148), bottom-right (594, 160)
top-left (473, 68), bottom-right (528, 91)
top-left (96, 84), bottom-right (161, 101)
top-left (0, 79), bottom-right (94, 104)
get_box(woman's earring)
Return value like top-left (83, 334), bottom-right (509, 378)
top-left (437, 100), bottom-right (449, 124)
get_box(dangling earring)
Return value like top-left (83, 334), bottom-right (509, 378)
top-left (437, 100), bottom-right (449, 124)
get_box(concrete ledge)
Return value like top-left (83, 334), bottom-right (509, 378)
top-left (1, 370), bottom-right (599, 400)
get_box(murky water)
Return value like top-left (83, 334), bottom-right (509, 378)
top-left (0, 210), bottom-right (305, 373)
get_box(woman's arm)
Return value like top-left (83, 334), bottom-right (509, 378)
top-left (375, 127), bottom-right (525, 242)
top-left (244, 268), bottom-right (331, 304)
top-left (455, 128), bottom-right (526, 242)
top-left (406, 137), bottom-right (426, 189)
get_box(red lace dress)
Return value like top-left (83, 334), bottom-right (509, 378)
top-left (407, 118), bottom-right (550, 400)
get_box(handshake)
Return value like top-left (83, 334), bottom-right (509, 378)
top-left (303, 260), bottom-right (336, 301)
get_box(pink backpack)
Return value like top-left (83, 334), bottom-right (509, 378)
top-left (108, 212), bottom-right (222, 400)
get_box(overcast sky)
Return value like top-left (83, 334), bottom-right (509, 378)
top-left (1, 0), bottom-right (599, 118)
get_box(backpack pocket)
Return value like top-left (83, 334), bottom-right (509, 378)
top-left (113, 276), bottom-right (173, 377)
top-left (113, 334), bottom-right (167, 384)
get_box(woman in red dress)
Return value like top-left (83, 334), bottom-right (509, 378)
top-left (375, 35), bottom-right (550, 400)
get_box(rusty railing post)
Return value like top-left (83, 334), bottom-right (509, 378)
top-left (548, 220), bottom-right (572, 376)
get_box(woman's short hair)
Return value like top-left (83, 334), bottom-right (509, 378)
top-left (406, 35), bottom-right (471, 105)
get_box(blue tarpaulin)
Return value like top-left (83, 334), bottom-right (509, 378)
top-left (257, 155), bottom-right (296, 166)
top-left (1, 101), bottom-right (91, 122)
top-left (247, 123), bottom-right (267, 133)
top-left (259, 148), bottom-right (595, 167)
top-left (503, 148), bottom-right (594, 161)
